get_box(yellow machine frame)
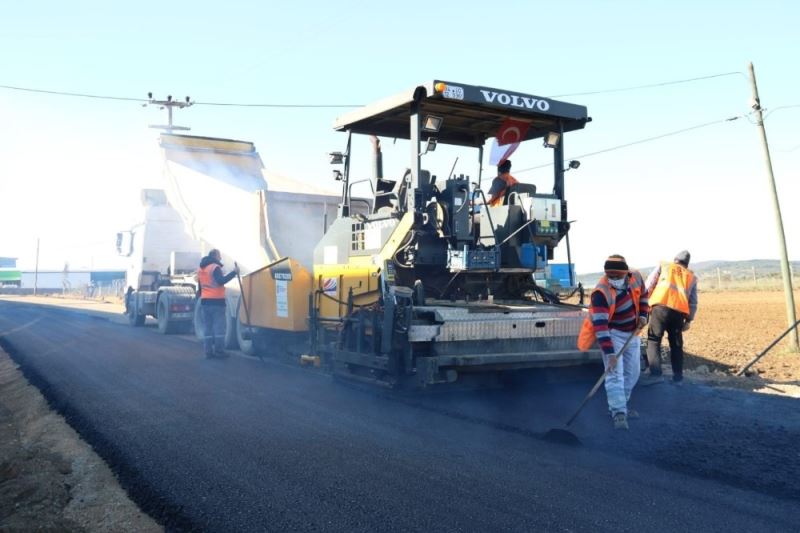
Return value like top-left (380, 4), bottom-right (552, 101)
top-left (313, 213), bottom-right (414, 322)
top-left (239, 258), bottom-right (311, 332)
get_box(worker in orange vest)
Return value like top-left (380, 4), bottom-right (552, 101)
top-left (486, 159), bottom-right (519, 207)
top-left (197, 249), bottom-right (238, 358)
top-left (577, 254), bottom-right (649, 430)
top-left (643, 250), bottom-right (698, 384)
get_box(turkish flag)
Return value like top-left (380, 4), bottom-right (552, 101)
top-left (496, 118), bottom-right (530, 146)
top-left (489, 118), bottom-right (530, 165)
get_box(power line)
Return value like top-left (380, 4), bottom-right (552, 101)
top-left (193, 100), bottom-right (360, 108)
top-left (763, 104), bottom-right (800, 120)
top-left (0, 84), bottom-right (146, 102)
top-left (549, 71), bottom-right (746, 98)
top-left (515, 115), bottom-right (744, 175)
top-left (0, 84), bottom-right (361, 108)
top-left (0, 71), bottom-right (751, 108)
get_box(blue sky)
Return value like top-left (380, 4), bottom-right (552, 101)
top-left (1, 0), bottom-right (798, 273)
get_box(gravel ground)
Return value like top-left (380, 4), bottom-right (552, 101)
top-left (0, 348), bottom-right (161, 532)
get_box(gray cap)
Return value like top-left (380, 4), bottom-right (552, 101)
top-left (674, 250), bottom-right (691, 265)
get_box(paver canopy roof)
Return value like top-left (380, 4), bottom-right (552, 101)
top-left (334, 80), bottom-right (590, 147)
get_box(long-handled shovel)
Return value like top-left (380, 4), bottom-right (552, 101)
top-left (543, 330), bottom-right (639, 446)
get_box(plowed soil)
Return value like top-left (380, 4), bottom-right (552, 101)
top-left (667, 289), bottom-right (800, 387)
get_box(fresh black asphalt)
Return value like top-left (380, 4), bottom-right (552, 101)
top-left (1, 300), bottom-right (798, 532)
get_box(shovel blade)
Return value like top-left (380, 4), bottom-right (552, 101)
top-left (542, 428), bottom-right (582, 446)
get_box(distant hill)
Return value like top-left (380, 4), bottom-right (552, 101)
top-left (576, 259), bottom-right (800, 287)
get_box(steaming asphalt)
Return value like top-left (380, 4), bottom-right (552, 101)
top-left (1, 300), bottom-right (799, 532)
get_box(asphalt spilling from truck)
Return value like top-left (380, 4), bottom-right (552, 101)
top-left (1, 300), bottom-right (799, 532)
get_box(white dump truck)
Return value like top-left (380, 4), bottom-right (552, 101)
top-left (119, 133), bottom-right (352, 347)
top-left (117, 188), bottom-right (202, 333)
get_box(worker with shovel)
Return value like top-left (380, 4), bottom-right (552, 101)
top-left (578, 255), bottom-right (649, 430)
top-left (197, 249), bottom-right (238, 359)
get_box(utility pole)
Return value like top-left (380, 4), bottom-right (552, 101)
top-left (33, 238), bottom-right (39, 296)
top-left (748, 62), bottom-right (799, 352)
top-left (146, 93), bottom-right (193, 132)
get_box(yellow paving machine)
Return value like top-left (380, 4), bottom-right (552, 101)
top-left (296, 80), bottom-right (601, 387)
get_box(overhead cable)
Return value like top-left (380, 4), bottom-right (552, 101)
top-left (0, 71), bottom-right (750, 108)
top-left (0, 84), bottom-right (361, 108)
top-left (549, 72), bottom-right (747, 98)
top-left (193, 100), bottom-right (360, 108)
top-left (763, 104), bottom-right (800, 120)
top-left (0, 84), bottom-right (146, 102)
top-left (515, 115), bottom-right (744, 175)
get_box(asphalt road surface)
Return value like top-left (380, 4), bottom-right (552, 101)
top-left (1, 300), bottom-right (798, 532)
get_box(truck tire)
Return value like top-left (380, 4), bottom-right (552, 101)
top-left (128, 307), bottom-right (145, 327)
top-left (224, 310), bottom-right (239, 349)
top-left (236, 314), bottom-right (257, 356)
top-left (194, 299), bottom-right (205, 341)
top-left (127, 296), bottom-right (145, 327)
top-left (157, 295), bottom-right (179, 334)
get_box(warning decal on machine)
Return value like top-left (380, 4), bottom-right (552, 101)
top-left (275, 280), bottom-right (289, 318)
top-left (322, 277), bottom-right (338, 296)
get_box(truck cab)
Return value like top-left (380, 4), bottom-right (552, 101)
top-left (117, 188), bottom-right (200, 333)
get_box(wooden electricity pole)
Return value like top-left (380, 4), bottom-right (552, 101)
top-left (748, 62), bottom-right (799, 352)
top-left (33, 238), bottom-right (39, 296)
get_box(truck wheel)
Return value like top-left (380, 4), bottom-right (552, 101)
top-left (128, 309), bottom-right (145, 327)
top-left (193, 299), bottom-right (205, 341)
top-left (236, 316), bottom-right (257, 356)
top-left (128, 301), bottom-right (145, 327)
top-left (157, 297), bottom-right (178, 334)
top-left (224, 311), bottom-right (238, 349)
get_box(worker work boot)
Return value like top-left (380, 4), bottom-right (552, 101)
top-left (639, 373), bottom-right (664, 386)
top-left (613, 413), bottom-right (629, 430)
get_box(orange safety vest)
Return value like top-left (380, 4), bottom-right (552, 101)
top-left (489, 173), bottom-right (520, 207)
top-left (198, 263), bottom-right (226, 299)
top-left (577, 271), bottom-right (644, 352)
top-left (648, 262), bottom-right (695, 315)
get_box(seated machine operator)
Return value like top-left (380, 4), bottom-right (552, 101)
top-left (487, 159), bottom-right (519, 207)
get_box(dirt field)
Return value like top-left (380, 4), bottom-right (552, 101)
top-left (655, 289), bottom-right (800, 394)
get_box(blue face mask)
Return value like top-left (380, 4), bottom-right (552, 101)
top-left (609, 277), bottom-right (627, 290)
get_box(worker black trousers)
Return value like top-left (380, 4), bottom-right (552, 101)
top-left (646, 305), bottom-right (687, 380)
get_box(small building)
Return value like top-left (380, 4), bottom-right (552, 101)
top-left (0, 257), bottom-right (21, 287)
top-left (10, 269), bottom-right (126, 294)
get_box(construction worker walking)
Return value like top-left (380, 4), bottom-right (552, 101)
top-left (578, 254), bottom-right (649, 430)
top-left (197, 249), bottom-right (238, 359)
top-left (643, 250), bottom-right (698, 384)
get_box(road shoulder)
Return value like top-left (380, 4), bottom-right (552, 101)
top-left (0, 348), bottom-right (162, 532)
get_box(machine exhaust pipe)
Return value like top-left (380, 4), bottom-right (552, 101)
top-left (370, 135), bottom-right (383, 188)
